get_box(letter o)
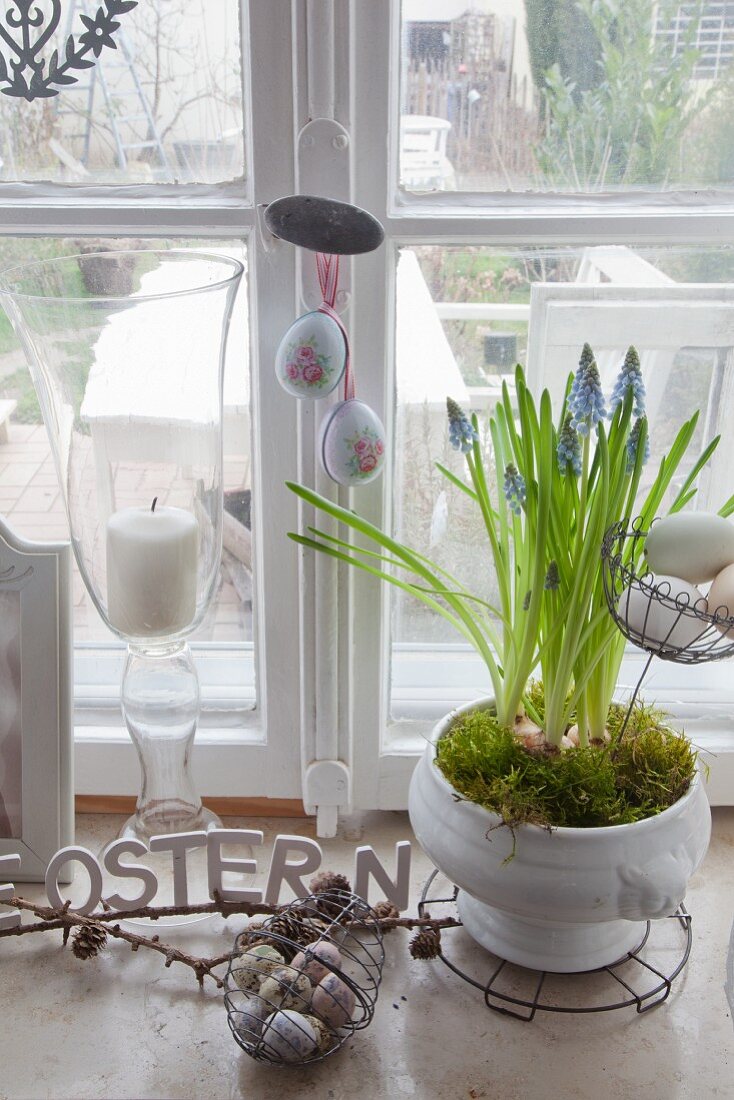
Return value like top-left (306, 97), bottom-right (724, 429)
top-left (45, 846), bottom-right (103, 915)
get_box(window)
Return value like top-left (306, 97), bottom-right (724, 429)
top-left (0, 1), bottom-right (732, 826)
top-left (0, 1), bottom-right (245, 185)
top-left (0, 2), bottom-right (302, 803)
top-left (346, 0), bottom-right (734, 814)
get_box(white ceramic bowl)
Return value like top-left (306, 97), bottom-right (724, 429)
top-left (408, 697), bottom-right (711, 972)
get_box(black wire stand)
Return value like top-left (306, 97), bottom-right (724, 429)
top-left (419, 870), bottom-right (693, 1021)
top-left (602, 517), bottom-right (734, 735)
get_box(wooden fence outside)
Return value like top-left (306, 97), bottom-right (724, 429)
top-left (403, 57), bottom-right (541, 188)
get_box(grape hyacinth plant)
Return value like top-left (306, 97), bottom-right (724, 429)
top-left (287, 346), bottom-right (734, 751)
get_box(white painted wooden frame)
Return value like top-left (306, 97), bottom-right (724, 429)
top-left (0, 518), bottom-right (73, 882)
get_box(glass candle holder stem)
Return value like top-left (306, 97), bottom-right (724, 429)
top-left (120, 641), bottom-right (220, 841)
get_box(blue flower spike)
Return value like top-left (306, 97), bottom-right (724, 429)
top-left (626, 417), bottom-right (650, 474)
top-left (503, 463), bottom-right (526, 516)
top-left (557, 411), bottom-right (582, 476)
top-left (610, 346), bottom-right (646, 420)
top-left (568, 343), bottom-right (606, 437)
top-left (544, 560), bottom-right (560, 591)
top-left (446, 397), bottom-right (478, 453)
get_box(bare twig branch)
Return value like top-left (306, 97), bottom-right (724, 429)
top-left (0, 893), bottom-right (463, 990)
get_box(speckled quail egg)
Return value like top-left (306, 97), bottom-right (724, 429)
top-left (301, 1013), bottom-right (336, 1054)
top-left (290, 941), bottom-right (342, 984)
top-left (230, 945), bottom-right (285, 994)
top-left (261, 1010), bottom-right (318, 1063)
top-left (311, 971), bottom-right (356, 1029)
top-left (259, 965), bottom-right (312, 1011)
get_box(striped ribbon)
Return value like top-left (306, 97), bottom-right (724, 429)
top-left (316, 252), bottom-right (354, 401)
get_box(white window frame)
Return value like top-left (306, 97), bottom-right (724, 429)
top-left (343, 0), bottom-right (734, 814)
top-left (0, 0), bottom-right (305, 801)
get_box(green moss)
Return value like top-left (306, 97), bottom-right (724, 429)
top-left (436, 696), bottom-right (697, 831)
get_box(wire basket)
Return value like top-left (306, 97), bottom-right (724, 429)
top-left (601, 518), bottom-right (734, 663)
top-left (224, 890), bottom-right (385, 1066)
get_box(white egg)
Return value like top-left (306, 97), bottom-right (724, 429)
top-left (620, 574), bottom-right (708, 652)
top-left (275, 311), bottom-right (346, 398)
top-left (645, 512), bottom-right (734, 584)
top-left (707, 562), bottom-right (734, 638)
top-left (320, 399), bottom-right (386, 486)
top-left (261, 1010), bottom-right (318, 1064)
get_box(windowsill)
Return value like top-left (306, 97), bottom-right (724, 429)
top-left (3, 807), bottom-right (732, 1096)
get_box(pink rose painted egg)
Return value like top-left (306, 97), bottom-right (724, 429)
top-left (275, 311), bottom-right (347, 399)
top-left (320, 399), bottom-right (386, 487)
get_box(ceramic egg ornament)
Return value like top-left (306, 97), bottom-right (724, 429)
top-left (275, 311), bottom-right (347, 398)
top-left (645, 512), bottom-right (734, 584)
top-left (320, 398), bottom-right (386, 486)
top-left (620, 574), bottom-right (708, 652)
top-left (708, 562), bottom-right (734, 638)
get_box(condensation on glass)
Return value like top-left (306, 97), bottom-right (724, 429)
top-left (0, 237), bottom-right (252, 648)
top-left (0, 0), bottom-right (245, 185)
top-left (391, 243), bottom-right (734, 717)
top-left (399, 0), bottom-right (734, 193)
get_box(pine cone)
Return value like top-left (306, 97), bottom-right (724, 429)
top-left (309, 871), bottom-right (352, 896)
top-left (409, 927), bottom-right (441, 960)
top-left (71, 922), bottom-right (107, 960)
top-left (261, 913), bottom-right (319, 960)
top-left (372, 900), bottom-right (400, 929)
top-left (309, 871), bottom-right (354, 923)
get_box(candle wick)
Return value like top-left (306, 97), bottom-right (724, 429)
top-left (151, 497), bottom-right (158, 513)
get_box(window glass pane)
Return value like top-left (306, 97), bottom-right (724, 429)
top-left (400, 0), bottom-right (734, 193)
top-left (0, 1), bottom-right (245, 184)
top-left (0, 238), bottom-right (253, 663)
top-left (391, 243), bottom-right (734, 719)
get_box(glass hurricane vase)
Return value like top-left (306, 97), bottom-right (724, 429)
top-left (0, 249), bottom-right (244, 842)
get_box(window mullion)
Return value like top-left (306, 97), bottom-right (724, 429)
top-left (0, 199), bottom-right (256, 238)
top-left (245, 0), bottom-right (302, 798)
top-left (349, 0), bottom-right (394, 812)
top-left (383, 213), bottom-right (734, 247)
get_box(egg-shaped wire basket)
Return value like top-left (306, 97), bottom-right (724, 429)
top-left (224, 890), bottom-right (385, 1066)
top-left (601, 518), bottom-right (734, 663)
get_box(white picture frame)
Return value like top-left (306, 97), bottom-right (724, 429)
top-left (0, 517), bottom-right (73, 882)
top-left (525, 282), bottom-right (734, 512)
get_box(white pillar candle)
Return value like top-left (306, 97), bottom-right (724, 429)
top-left (106, 503), bottom-right (199, 638)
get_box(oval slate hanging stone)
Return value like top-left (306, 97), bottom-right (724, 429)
top-left (264, 195), bottom-right (385, 255)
